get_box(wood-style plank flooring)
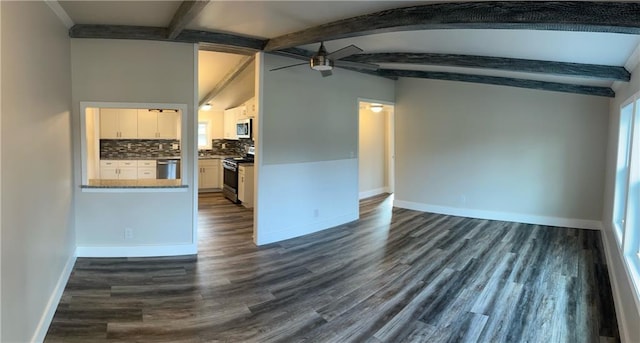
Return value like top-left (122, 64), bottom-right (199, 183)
top-left (45, 193), bottom-right (620, 342)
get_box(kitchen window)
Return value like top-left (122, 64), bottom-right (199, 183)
top-left (614, 95), bottom-right (640, 302)
top-left (198, 121), bottom-right (210, 149)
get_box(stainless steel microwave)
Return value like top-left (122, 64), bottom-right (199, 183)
top-left (236, 118), bottom-right (252, 139)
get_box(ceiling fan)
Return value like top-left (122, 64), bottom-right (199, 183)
top-left (270, 42), bottom-right (378, 77)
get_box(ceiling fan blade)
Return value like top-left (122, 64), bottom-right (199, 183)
top-left (334, 60), bottom-right (379, 70)
top-left (320, 70), bottom-right (333, 77)
top-left (269, 62), bottom-right (308, 72)
top-left (326, 45), bottom-right (363, 60)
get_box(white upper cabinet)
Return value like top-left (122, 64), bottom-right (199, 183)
top-left (157, 111), bottom-right (179, 139)
top-left (100, 108), bottom-right (138, 139)
top-left (137, 109), bottom-right (158, 139)
top-left (223, 108), bottom-right (238, 140)
top-left (244, 97), bottom-right (256, 117)
top-left (137, 110), bottom-right (179, 139)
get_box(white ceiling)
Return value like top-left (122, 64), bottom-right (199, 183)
top-left (198, 51), bottom-right (245, 101)
top-left (58, 1), bottom-right (640, 90)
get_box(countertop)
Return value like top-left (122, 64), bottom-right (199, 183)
top-left (83, 179), bottom-right (187, 188)
top-left (100, 155), bottom-right (235, 160)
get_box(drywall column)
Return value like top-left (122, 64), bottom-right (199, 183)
top-left (255, 54), bottom-right (394, 245)
top-left (71, 39), bottom-right (197, 256)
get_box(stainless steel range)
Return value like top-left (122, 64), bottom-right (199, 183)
top-left (222, 146), bottom-right (254, 203)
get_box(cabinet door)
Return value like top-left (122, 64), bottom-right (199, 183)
top-left (100, 167), bottom-right (118, 179)
top-left (119, 167), bottom-right (138, 180)
top-left (158, 112), bottom-right (179, 139)
top-left (238, 166), bottom-right (245, 202)
top-left (137, 109), bottom-right (158, 139)
top-left (138, 167), bottom-right (156, 179)
top-left (245, 97), bottom-right (256, 117)
top-left (100, 108), bottom-right (120, 138)
top-left (223, 109), bottom-right (238, 140)
top-left (118, 109), bottom-right (139, 138)
top-left (201, 162), bottom-right (220, 188)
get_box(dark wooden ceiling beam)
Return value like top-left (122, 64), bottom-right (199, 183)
top-left (345, 53), bottom-right (630, 81)
top-left (69, 24), bottom-right (266, 52)
top-left (264, 2), bottom-right (640, 51)
top-left (167, 1), bottom-right (210, 40)
top-left (378, 69), bottom-right (615, 98)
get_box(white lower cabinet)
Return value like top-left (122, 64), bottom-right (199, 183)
top-left (198, 159), bottom-right (220, 190)
top-left (238, 165), bottom-right (254, 208)
top-left (137, 167), bottom-right (157, 179)
top-left (99, 160), bottom-right (158, 180)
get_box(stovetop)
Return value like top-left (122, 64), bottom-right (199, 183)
top-left (224, 156), bottom-right (254, 164)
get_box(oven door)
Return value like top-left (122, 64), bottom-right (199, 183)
top-left (222, 162), bottom-right (239, 203)
top-left (223, 164), bottom-right (238, 189)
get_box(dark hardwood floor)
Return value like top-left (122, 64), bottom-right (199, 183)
top-left (45, 193), bottom-right (620, 342)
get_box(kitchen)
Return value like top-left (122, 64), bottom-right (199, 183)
top-left (82, 50), bottom-right (256, 209)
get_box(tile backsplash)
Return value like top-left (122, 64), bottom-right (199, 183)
top-left (100, 139), bottom-right (180, 159)
top-left (200, 138), bottom-right (254, 156)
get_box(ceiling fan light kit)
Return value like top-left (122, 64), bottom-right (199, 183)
top-left (311, 55), bottom-right (333, 71)
top-left (270, 41), bottom-right (375, 77)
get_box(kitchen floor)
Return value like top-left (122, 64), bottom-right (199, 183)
top-left (45, 193), bottom-right (619, 342)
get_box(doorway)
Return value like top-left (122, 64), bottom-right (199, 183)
top-left (358, 100), bottom-right (395, 199)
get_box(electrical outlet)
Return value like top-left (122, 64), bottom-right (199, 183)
top-left (159, 144), bottom-right (163, 150)
top-left (171, 143), bottom-right (179, 150)
top-left (222, 143), bottom-right (226, 149)
top-left (124, 228), bottom-right (133, 240)
top-left (127, 143), bottom-right (131, 149)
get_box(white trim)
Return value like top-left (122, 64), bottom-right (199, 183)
top-left (359, 187), bottom-right (389, 199)
top-left (76, 244), bottom-right (197, 258)
top-left (30, 252), bottom-right (77, 343)
top-left (43, 0), bottom-right (74, 29)
top-left (393, 199), bottom-right (603, 230)
top-left (255, 212), bottom-right (358, 246)
top-left (600, 229), bottom-right (633, 343)
top-left (78, 101), bottom-right (188, 186)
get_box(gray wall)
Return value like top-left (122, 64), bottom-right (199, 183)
top-left (255, 53), bottom-right (395, 244)
top-left (394, 78), bottom-right (609, 224)
top-left (1, 2), bottom-right (75, 341)
top-left (602, 62), bottom-right (640, 343)
top-left (71, 39), bottom-right (197, 254)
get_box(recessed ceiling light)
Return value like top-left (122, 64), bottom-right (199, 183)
top-left (200, 103), bottom-right (212, 111)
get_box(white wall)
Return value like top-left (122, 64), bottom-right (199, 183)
top-left (1, 2), bottom-right (75, 341)
top-left (359, 106), bottom-right (388, 198)
top-left (394, 78), bottom-right (609, 228)
top-left (255, 53), bottom-right (395, 245)
top-left (71, 39), bottom-right (197, 256)
top-left (602, 62), bottom-right (640, 343)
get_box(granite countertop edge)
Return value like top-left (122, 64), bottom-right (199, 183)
top-left (81, 185), bottom-right (189, 189)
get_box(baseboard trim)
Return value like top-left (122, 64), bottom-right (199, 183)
top-left (359, 187), bottom-right (389, 200)
top-left (599, 229), bottom-right (632, 343)
top-left (256, 212), bottom-right (358, 246)
top-left (76, 244), bottom-right (197, 258)
top-left (31, 251), bottom-right (77, 343)
top-left (393, 199), bottom-right (602, 230)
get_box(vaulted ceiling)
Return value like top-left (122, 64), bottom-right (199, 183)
top-left (58, 1), bottom-right (640, 98)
